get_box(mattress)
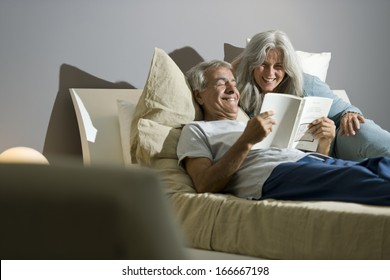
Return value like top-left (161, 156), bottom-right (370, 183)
top-left (169, 191), bottom-right (390, 259)
top-left (153, 157), bottom-right (390, 260)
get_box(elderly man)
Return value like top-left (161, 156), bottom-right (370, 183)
top-left (177, 60), bottom-right (390, 206)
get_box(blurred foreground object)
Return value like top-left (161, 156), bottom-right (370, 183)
top-left (0, 146), bottom-right (49, 164)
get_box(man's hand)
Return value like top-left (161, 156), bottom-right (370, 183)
top-left (309, 117), bottom-right (336, 155)
top-left (243, 111), bottom-right (276, 146)
top-left (309, 116), bottom-right (336, 141)
top-left (340, 112), bottom-right (366, 136)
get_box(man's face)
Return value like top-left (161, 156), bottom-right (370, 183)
top-left (195, 67), bottom-right (240, 121)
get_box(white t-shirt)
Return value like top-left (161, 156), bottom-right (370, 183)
top-left (177, 120), bottom-right (306, 199)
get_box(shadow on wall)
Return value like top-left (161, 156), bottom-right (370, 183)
top-left (43, 47), bottom-right (204, 165)
top-left (43, 64), bottom-right (136, 165)
top-left (223, 43), bottom-right (244, 63)
top-left (169, 46), bottom-right (204, 74)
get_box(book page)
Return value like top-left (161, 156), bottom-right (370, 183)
top-left (293, 96), bottom-right (333, 151)
top-left (252, 93), bottom-right (301, 150)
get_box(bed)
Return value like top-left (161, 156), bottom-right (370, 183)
top-left (70, 48), bottom-right (390, 259)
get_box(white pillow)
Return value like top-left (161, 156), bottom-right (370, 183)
top-left (117, 99), bottom-right (136, 167)
top-left (296, 50), bottom-right (331, 82)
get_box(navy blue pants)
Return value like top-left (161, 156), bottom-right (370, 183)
top-left (262, 156), bottom-right (390, 206)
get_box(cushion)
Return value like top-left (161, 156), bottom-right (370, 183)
top-left (130, 48), bottom-right (203, 165)
top-left (136, 119), bottom-right (182, 165)
top-left (296, 51), bottom-right (331, 82)
top-left (117, 99), bottom-right (136, 167)
top-left (223, 43), bottom-right (331, 82)
top-left (130, 48), bottom-right (202, 195)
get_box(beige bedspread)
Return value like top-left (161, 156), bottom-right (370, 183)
top-left (153, 158), bottom-right (390, 260)
top-left (171, 192), bottom-right (390, 259)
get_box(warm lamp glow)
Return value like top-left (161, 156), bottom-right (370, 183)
top-left (0, 146), bottom-right (49, 164)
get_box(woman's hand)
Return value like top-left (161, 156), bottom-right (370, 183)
top-left (309, 117), bottom-right (336, 155)
top-left (340, 112), bottom-right (366, 136)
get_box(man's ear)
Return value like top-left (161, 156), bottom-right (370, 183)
top-left (194, 90), bottom-right (204, 105)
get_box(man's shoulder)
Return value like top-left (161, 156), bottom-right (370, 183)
top-left (183, 120), bottom-right (206, 130)
top-left (183, 120), bottom-right (246, 134)
top-left (186, 119), bottom-right (244, 127)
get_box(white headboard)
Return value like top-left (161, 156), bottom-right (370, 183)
top-left (70, 88), bottom-right (142, 166)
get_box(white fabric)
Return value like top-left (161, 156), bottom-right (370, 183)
top-left (296, 51), bottom-right (331, 82)
top-left (70, 88), bottom-right (143, 166)
top-left (117, 99), bottom-right (137, 167)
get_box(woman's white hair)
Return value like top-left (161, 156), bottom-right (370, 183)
top-left (235, 30), bottom-right (304, 116)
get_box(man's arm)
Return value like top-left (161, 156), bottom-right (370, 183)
top-left (184, 136), bottom-right (252, 193)
top-left (184, 111), bottom-right (275, 193)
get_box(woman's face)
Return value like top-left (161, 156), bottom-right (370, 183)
top-left (253, 48), bottom-right (286, 93)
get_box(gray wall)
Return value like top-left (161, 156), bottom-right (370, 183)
top-left (1, 0), bottom-right (389, 156)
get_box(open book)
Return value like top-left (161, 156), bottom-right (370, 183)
top-left (252, 93), bottom-right (333, 152)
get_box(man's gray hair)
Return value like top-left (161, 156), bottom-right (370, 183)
top-left (186, 60), bottom-right (232, 92)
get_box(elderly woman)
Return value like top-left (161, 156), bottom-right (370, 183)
top-left (234, 29), bottom-right (390, 161)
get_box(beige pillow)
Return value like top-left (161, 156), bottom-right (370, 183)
top-left (130, 48), bottom-right (203, 164)
top-left (136, 119), bottom-right (182, 165)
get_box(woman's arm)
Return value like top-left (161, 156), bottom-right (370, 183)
top-left (303, 73), bottom-right (365, 137)
top-left (303, 73), bottom-right (362, 119)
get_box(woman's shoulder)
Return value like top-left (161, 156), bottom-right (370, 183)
top-left (302, 73), bottom-right (329, 96)
top-left (303, 72), bottom-right (318, 85)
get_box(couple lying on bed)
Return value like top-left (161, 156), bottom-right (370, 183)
top-left (177, 60), bottom-right (390, 206)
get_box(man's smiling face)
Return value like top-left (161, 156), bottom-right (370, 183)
top-left (195, 66), bottom-right (240, 121)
